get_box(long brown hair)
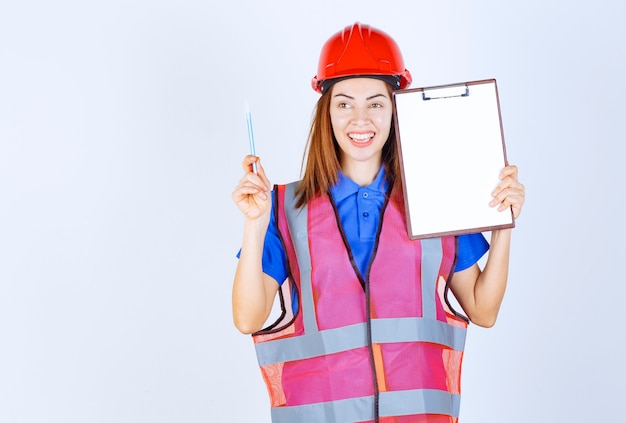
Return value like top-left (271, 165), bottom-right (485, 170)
top-left (294, 84), bottom-right (402, 209)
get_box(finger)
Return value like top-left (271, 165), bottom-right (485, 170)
top-left (501, 195), bottom-right (524, 219)
top-left (499, 164), bottom-right (518, 180)
top-left (243, 171), bottom-right (269, 194)
top-left (238, 156), bottom-right (269, 191)
top-left (233, 179), bottom-right (269, 201)
top-left (255, 158), bottom-right (271, 190)
top-left (490, 185), bottom-right (525, 206)
top-left (494, 170), bottom-right (519, 193)
top-left (492, 176), bottom-right (524, 198)
top-left (497, 194), bottom-right (520, 211)
top-left (491, 191), bottom-right (525, 220)
top-left (241, 154), bottom-right (261, 173)
top-left (233, 180), bottom-right (263, 195)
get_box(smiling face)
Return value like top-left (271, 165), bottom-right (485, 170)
top-left (329, 77), bottom-right (393, 185)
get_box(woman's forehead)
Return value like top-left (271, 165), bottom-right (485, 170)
top-left (330, 77), bottom-right (391, 97)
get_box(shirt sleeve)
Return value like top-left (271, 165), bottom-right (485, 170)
top-left (261, 199), bottom-right (289, 285)
top-left (455, 233), bottom-right (489, 272)
top-left (234, 193), bottom-right (290, 286)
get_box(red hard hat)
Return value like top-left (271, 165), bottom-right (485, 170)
top-left (311, 22), bottom-right (412, 94)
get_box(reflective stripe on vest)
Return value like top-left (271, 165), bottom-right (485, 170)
top-left (256, 318), bottom-right (466, 366)
top-left (271, 389), bottom-right (462, 422)
top-left (253, 182), bottom-right (467, 423)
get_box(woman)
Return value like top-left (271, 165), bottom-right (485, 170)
top-left (232, 22), bottom-right (525, 423)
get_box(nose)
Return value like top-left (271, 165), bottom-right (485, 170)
top-left (353, 105), bottom-right (370, 125)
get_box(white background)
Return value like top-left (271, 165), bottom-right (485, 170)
top-left (1, 1), bottom-right (624, 422)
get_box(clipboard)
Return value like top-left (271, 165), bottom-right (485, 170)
top-left (392, 79), bottom-right (514, 240)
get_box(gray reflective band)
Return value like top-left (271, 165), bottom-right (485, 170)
top-left (271, 390), bottom-right (461, 423)
top-left (283, 183), bottom-right (318, 333)
top-left (256, 322), bottom-right (367, 366)
top-left (371, 318), bottom-right (466, 351)
top-left (421, 238), bottom-right (443, 320)
top-left (255, 318), bottom-right (465, 366)
top-left (271, 394), bottom-right (374, 423)
top-left (379, 389), bottom-right (461, 418)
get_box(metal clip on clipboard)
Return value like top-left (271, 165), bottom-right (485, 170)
top-left (422, 84), bottom-right (469, 101)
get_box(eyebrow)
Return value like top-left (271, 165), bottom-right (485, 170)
top-left (333, 93), bottom-right (389, 101)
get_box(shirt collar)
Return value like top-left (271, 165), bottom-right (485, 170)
top-left (330, 166), bottom-right (388, 203)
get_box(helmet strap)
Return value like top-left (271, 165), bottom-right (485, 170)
top-left (320, 75), bottom-right (401, 95)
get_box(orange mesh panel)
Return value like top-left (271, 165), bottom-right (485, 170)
top-left (252, 325), bottom-right (296, 344)
top-left (445, 312), bottom-right (469, 329)
top-left (372, 343), bottom-right (388, 392)
top-left (259, 363), bottom-right (286, 407)
top-left (443, 349), bottom-right (464, 395)
top-left (437, 276), bottom-right (452, 315)
top-left (437, 275), bottom-right (469, 327)
top-left (253, 324), bottom-right (296, 343)
top-left (358, 414), bottom-right (455, 422)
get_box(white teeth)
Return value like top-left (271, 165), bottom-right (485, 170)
top-left (349, 133), bottom-right (374, 141)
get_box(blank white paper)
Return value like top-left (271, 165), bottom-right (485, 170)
top-left (394, 79), bottom-right (514, 239)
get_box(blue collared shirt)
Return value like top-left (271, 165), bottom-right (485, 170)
top-left (259, 167), bottom-right (489, 286)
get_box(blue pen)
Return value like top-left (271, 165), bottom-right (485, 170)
top-left (244, 100), bottom-right (257, 173)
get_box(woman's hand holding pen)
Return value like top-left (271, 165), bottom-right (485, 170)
top-left (232, 155), bottom-right (277, 334)
top-left (232, 155), bottom-right (271, 221)
top-left (489, 165), bottom-right (525, 219)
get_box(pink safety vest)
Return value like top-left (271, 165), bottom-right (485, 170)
top-left (253, 182), bottom-right (469, 423)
